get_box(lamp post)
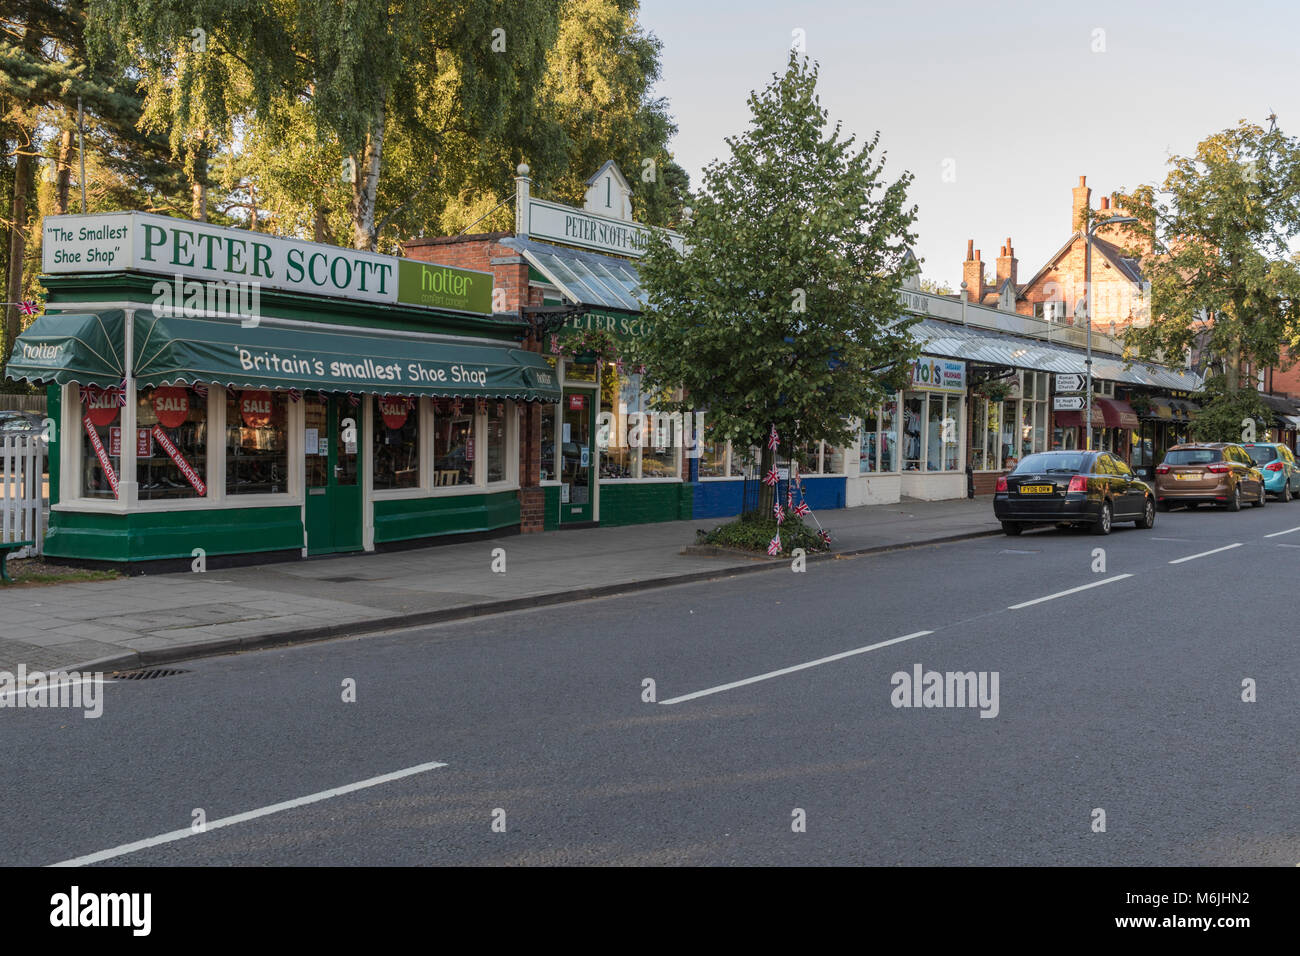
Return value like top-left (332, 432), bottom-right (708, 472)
top-left (1083, 215), bottom-right (1138, 450)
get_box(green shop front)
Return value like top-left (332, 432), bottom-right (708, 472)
top-left (6, 212), bottom-right (559, 568)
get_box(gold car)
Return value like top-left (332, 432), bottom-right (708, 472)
top-left (1154, 443), bottom-right (1265, 512)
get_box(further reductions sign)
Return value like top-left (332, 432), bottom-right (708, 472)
top-left (240, 390), bottom-right (273, 427)
top-left (151, 386), bottom-right (190, 428)
top-left (378, 395), bottom-right (411, 429)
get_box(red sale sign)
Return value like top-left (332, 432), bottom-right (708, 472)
top-left (568, 394), bottom-right (586, 410)
top-left (151, 386), bottom-right (190, 429)
top-left (240, 390), bottom-right (273, 427)
top-left (378, 395), bottom-right (411, 429)
top-left (84, 386), bottom-right (121, 427)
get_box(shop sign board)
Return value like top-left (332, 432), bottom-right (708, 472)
top-left (42, 212), bottom-right (493, 316)
top-left (525, 198), bottom-right (683, 259)
top-left (910, 356), bottom-right (966, 393)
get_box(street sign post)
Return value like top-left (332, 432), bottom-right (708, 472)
top-left (1054, 373), bottom-right (1085, 393)
top-left (1053, 395), bottom-right (1085, 411)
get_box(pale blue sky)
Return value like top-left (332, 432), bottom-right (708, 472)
top-left (639, 0), bottom-right (1300, 288)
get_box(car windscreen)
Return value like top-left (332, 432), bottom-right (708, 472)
top-left (1164, 449), bottom-right (1220, 465)
top-left (1243, 446), bottom-right (1278, 464)
top-left (1014, 453), bottom-right (1089, 473)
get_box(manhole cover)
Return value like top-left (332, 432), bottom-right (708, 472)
top-left (112, 668), bottom-right (190, 680)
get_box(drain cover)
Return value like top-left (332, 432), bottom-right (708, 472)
top-left (113, 668), bottom-right (190, 680)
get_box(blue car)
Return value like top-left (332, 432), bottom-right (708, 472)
top-left (1241, 442), bottom-right (1300, 501)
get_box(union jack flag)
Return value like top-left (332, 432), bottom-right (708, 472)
top-left (794, 502), bottom-right (811, 518)
top-left (763, 466), bottom-right (779, 486)
top-left (287, 388), bottom-right (301, 403)
top-left (191, 382), bottom-right (208, 398)
top-left (773, 501), bottom-right (785, 524)
top-left (549, 334), bottom-right (561, 355)
top-left (766, 533), bottom-right (782, 557)
top-left (347, 392), bottom-right (360, 407)
top-left (115, 379), bottom-right (127, 406)
top-left (818, 529), bottom-right (831, 546)
top-left (786, 486), bottom-right (793, 508)
top-left (19, 299), bottom-right (39, 316)
top-left (767, 424), bottom-right (779, 450)
top-left (450, 397), bottom-right (464, 415)
top-left (476, 397), bottom-right (487, 413)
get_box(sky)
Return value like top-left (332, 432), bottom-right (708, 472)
top-left (637, 0), bottom-right (1300, 289)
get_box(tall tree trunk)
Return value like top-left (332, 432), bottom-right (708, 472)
top-left (757, 443), bottom-right (775, 517)
top-left (1225, 317), bottom-right (1241, 392)
top-left (4, 142), bottom-right (34, 371)
top-left (351, 105), bottom-right (386, 251)
top-left (190, 137), bottom-right (208, 222)
top-left (55, 126), bottom-right (74, 215)
top-left (313, 204), bottom-right (331, 243)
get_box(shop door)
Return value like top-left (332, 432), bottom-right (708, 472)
top-left (304, 392), bottom-right (363, 554)
top-left (560, 390), bottom-right (593, 523)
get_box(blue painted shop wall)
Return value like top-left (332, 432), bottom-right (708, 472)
top-left (691, 477), bottom-right (846, 519)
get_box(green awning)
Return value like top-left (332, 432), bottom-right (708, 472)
top-left (132, 313), bottom-right (559, 401)
top-left (4, 310), bottom-right (125, 387)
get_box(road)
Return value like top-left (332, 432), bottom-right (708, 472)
top-left (3, 501), bottom-right (1297, 866)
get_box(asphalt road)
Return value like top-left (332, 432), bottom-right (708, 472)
top-left (3, 499), bottom-right (1297, 866)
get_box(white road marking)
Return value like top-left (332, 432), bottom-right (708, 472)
top-left (659, 631), bottom-right (934, 706)
top-left (1264, 526), bottom-right (1300, 538)
top-left (1007, 574), bottom-right (1133, 610)
top-left (1168, 543), bottom-right (1243, 564)
top-left (49, 760), bottom-right (448, 867)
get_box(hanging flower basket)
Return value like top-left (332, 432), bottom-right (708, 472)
top-left (974, 379), bottom-right (1014, 403)
top-left (559, 329), bottom-right (618, 365)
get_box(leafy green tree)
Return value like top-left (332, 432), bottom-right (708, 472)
top-left (632, 54), bottom-right (919, 517)
top-left (1188, 375), bottom-right (1272, 443)
top-left (1117, 119), bottom-right (1300, 420)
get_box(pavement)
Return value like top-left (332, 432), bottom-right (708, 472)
top-left (0, 496), bottom-right (1000, 673)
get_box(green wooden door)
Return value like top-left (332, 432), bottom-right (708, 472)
top-left (304, 393), bottom-right (363, 555)
top-left (559, 391), bottom-right (594, 523)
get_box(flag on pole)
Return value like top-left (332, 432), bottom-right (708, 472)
top-left (287, 388), bottom-right (301, 402)
top-left (191, 382), bottom-right (209, 398)
top-left (763, 466), bottom-right (779, 486)
top-left (794, 502), bottom-right (810, 518)
top-left (766, 533), bottom-right (782, 557)
top-left (767, 425), bottom-right (779, 450)
top-left (773, 502), bottom-right (785, 524)
top-left (818, 529), bottom-right (831, 546)
top-left (19, 299), bottom-right (39, 316)
top-left (115, 379), bottom-right (127, 406)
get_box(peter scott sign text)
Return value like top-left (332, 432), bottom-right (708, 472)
top-left (42, 212), bottom-right (493, 316)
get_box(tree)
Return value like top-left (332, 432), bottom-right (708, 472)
top-left (1117, 119), bottom-right (1300, 405)
top-left (919, 278), bottom-right (953, 296)
top-left (632, 54), bottom-right (919, 517)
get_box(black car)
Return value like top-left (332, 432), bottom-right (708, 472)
top-left (993, 450), bottom-right (1155, 536)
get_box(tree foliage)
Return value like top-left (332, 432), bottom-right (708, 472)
top-left (632, 54), bottom-right (918, 507)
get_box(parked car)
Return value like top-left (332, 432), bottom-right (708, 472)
top-left (994, 450), bottom-right (1155, 536)
top-left (0, 411), bottom-right (42, 434)
top-left (1154, 443), bottom-right (1265, 511)
top-left (1241, 442), bottom-right (1300, 502)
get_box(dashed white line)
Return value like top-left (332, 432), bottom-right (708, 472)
top-left (1264, 526), bottom-right (1300, 538)
top-left (1007, 574), bottom-right (1133, 610)
top-left (659, 631), bottom-right (934, 706)
top-left (49, 760), bottom-right (448, 867)
top-left (1168, 543), bottom-right (1243, 564)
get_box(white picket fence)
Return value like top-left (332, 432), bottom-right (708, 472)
top-left (1, 434), bottom-right (44, 557)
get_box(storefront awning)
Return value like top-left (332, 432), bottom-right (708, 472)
top-left (1096, 398), bottom-right (1140, 429)
top-left (4, 310), bottom-right (126, 387)
top-left (132, 313), bottom-right (560, 401)
top-left (1054, 406), bottom-right (1107, 428)
top-left (503, 237), bottom-right (645, 311)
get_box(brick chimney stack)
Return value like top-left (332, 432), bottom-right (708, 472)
top-left (1072, 175), bottom-right (1092, 232)
top-left (962, 239), bottom-right (984, 302)
top-left (995, 237), bottom-right (1018, 290)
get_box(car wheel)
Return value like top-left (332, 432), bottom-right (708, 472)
top-left (1001, 521), bottom-right (1022, 536)
top-left (1092, 500), bottom-right (1113, 535)
top-left (1283, 482), bottom-right (1292, 503)
top-left (1253, 482), bottom-right (1266, 507)
top-left (1227, 484), bottom-right (1241, 511)
top-left (1136, 496), bottom-right (1155, 529)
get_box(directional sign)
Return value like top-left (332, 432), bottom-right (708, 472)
top-left (1054, 395), bottom-right (1085, 411)
top-left (1055, 373), bottom-right (1085, 393)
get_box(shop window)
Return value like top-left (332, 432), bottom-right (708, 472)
top-left (730, 444), bottom-right (756, 477)
top-left (433, 402), bottom-right (474, 486)
top-left (903, 393), bottom-right (925, 470)
top-left (226, 388), bottom-right (288, 495)
top-left (859, 411), bottom-right (880, 474)
top-left (540, 404), bottom-right (557, 482)
top-left (600, 363), bottom-right (637, 479)
top-left (486, 401), bottom-right (508, 483)
top-left (699, 419), bottom-right (728, 478)
top-left (79, 384), bottom-right (124, 499)
top-left (373, 395), bottom-right (419, 490)
top-left (137, 385), bottom-right (208, 500)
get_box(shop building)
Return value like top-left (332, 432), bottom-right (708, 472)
top-left (5, 212), bottom-right (559, 568)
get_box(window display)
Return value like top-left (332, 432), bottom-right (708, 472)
top-left (486, 401), bottom-right (507, 483)
top-left (373, 395), bottom-right (419, 490)
top-left (80, 384), bottom-right (123, 499)
top-left (227, 388), bottom-right (288, 495)
top-left (137, 385), bottom-right (208, 499)
top-left (434, 403), bottom-right (473, 486)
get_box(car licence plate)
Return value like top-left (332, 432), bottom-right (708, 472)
top-left (1175, 473), bottom-right (1202, 480)
top-left (1019, 484), bottom-right (1053, 494)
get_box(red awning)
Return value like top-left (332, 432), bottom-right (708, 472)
top-left (1054, 406), bottom-right (1106, 428)
top-left (1097, 398), bottom-right (1140, 429)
